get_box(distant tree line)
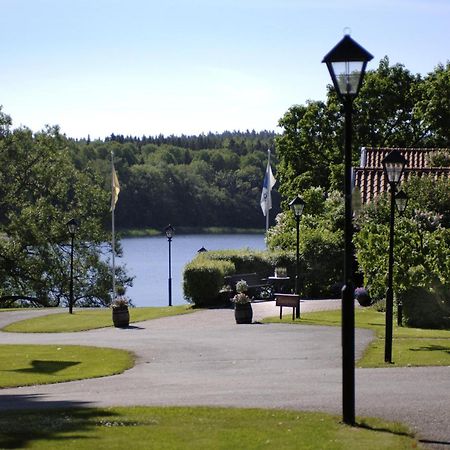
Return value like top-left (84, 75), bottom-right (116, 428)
top-left (69, 130), bottom-right (279, 230)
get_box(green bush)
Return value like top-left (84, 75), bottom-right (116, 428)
top-left (201, 250), bottom-right (273, 276)
top-left (183, 257), bottom-right (235, 307)
top-left (401, 284), bottom-right (450, 329)
top-left (300, 228), bottom-right (343, 298)
top-left (182, 247), bottom-right (342, 306)
top-left (266, 191), bottom-right (345, 298)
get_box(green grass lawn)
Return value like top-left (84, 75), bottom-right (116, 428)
top-left (0, 344), bottom-right (134, 388)
top-left (264, 308), bottom-right (450, 368)
top-left (1, 305), bottom-right (195, 333)
top-left (0, 406), bottom-right (419, 449)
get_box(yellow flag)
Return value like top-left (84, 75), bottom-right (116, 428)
top-left (111, 166), bottom-right (120, 210)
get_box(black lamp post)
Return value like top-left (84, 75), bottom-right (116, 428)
top-left (323, 34), bottom-right (373, 425)
top-left (66, 218), bottom-right (78, 314)
top-left (164, 224), bottom-right (174, 307)
top-left (289, 196), bottom-right (305, 318)
top-left (382, 151), bottom-right (408, 362)
top-left (394, 190), bottom-right (408, 327)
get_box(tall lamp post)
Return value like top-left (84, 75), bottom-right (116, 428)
top-left (322, 34), bottom-right (373, 425)
top-left (289, 196), bottom-right (305, 318)
top-left (66, 218), bottom-right (78, 314)
top-left (382, 150), bottom-right (408, 363)
top-left (394, 190), bottom-right (408, 327)
top-left (164, 224), bottom-right (174, 307)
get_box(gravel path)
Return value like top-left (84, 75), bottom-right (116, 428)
top-left (0, 300), bottom-right (449, 448)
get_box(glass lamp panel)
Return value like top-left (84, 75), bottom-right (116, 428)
top-left (165, 225), bottom-right (174, 238)
top-left (384, 162), bottom-right (404, 184)
top-left (289, 197), bottom-right (305, 217)
top-left (66, 219), bottom-right (78, 235)
top-left (292, 203), bottom-right (304, 217)
top-left (331, 61), bottom-right (364, 96)
top-left (395, 191), bottom-right (408, 213)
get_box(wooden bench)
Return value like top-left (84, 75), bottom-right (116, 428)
top-left (275, 293), bottom-right (300, 320)
top-left (224, 272), bottom-right (271, 300)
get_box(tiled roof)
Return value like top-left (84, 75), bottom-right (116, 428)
top-left (354, 148), bottom-right (450, 204)
top-left (359, 147), bottom-right (434, 169)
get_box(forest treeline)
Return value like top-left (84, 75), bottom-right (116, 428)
top-left (68, 130), bottom-right (279, 230)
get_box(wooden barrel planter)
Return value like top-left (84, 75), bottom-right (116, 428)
top-left (112, 308), bottom-right (130, 328)
top-left (234, 303), bottom-right (253, 324)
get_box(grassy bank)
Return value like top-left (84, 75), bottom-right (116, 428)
top-left (0, 344), bottom-right (133, 388)
top-left (0, 406), bottom-right (419, 449)
top-left (2, 305), bottom-right (195, 333)
top-left (264, 308), bottom-right (450, 368)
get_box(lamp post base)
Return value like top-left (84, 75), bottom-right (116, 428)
top-left (342, 282), bottom-right (355, 425)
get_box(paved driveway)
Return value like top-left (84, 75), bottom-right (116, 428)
top-left (0, 301), bottom-right (449, 448)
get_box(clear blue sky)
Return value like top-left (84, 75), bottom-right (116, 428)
top-left (1, 0), bottom-right (449, 139)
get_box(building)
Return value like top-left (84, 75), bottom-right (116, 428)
top-left (354, 147), bottom-right (450, 204)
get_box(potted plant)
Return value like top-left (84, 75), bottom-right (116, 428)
top-left (231, 280), bottom-right (253, 324)
top-left (274, 267), bottom-right (287, 278)
top-left (111, 297), bottom-right (130, 327)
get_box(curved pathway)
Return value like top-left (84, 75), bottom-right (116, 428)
top-left (0, 300), bottom-right (449, 448)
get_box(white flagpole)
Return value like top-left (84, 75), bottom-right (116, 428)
top-left (266, 150), bottom-right (271, 232)
top-left (111, 151), bottom-right (116, 301)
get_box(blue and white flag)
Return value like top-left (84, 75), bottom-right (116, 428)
top-left (260, 155), bottom-right (276, 217)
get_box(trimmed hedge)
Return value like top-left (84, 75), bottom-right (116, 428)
top-left (183, 257), bottom-right (235, 307)
top-left (401, 284), bottom-right (450, 329)
top-left (184, 249), bottom-right (342, 307)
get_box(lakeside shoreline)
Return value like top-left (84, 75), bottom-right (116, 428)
top-left (118, 227), bottom-right (266, 238)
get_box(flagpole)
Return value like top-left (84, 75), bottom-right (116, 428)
top-left (111, 150), bottom-right (116, 301)
top-left (266, 150), bottom-right (271, 232)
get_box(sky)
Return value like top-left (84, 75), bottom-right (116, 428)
top-left (1, 0), bottom-right (449, 140)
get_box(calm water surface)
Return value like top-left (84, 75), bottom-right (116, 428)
top-left (119, 234), bottom-right (266, 307)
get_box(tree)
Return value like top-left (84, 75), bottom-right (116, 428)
top-left (354, 205), bottom-right (450, 327)
top-left (266, 188), bottom-right (344, 297)
top-left (0, 117), bottom-right (131, 307)
top-left (354, 176), bottom-right (450, 302)
top-left (275, 57), bottom-right (450, 200)
top-left (414, 62), bottom-right (450, 146)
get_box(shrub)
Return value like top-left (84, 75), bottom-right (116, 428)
top-left (183, 257), bottom-right (235, 307)
top-left (266, 192), bottom-right (345, 298)
top-left (401, 284), bottom-right (450, 329)
top-left (371, 299), bottom-right (386, 312)
top-left (355, 287), bottom-right (372, 307)
top-left (203, 250), bottom-right (274, 276)
top-left (299, 227), bottom-right (343, 298)
top-left (183, 246), bottom-right (343, 305)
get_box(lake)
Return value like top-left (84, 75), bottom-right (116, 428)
top-left (118, 234), bottom-right (266, 307)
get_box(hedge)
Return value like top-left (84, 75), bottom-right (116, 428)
top-left (400, 284), bottom-right (450, 329)
top-left (182, 249), bottom-right (342, 307)
top-left (183, 257), bottom-right (235, 307)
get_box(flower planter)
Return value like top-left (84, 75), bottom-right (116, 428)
top-left (112, 308), bottom-right (130, 327)
top-left (234, 302), bottom-right (253, 324)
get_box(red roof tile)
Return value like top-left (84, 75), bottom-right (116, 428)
top-left (354, 148), bottom-right (450, 204)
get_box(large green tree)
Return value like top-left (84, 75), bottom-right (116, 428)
top-left (354, 177), bottom-right (450, 301)
top-left (275, 57), bottom-right (450, 202)
top-left (271, 58), bottom-right (450, 299)
top-left (0, 109), bottom-right (131, 307)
